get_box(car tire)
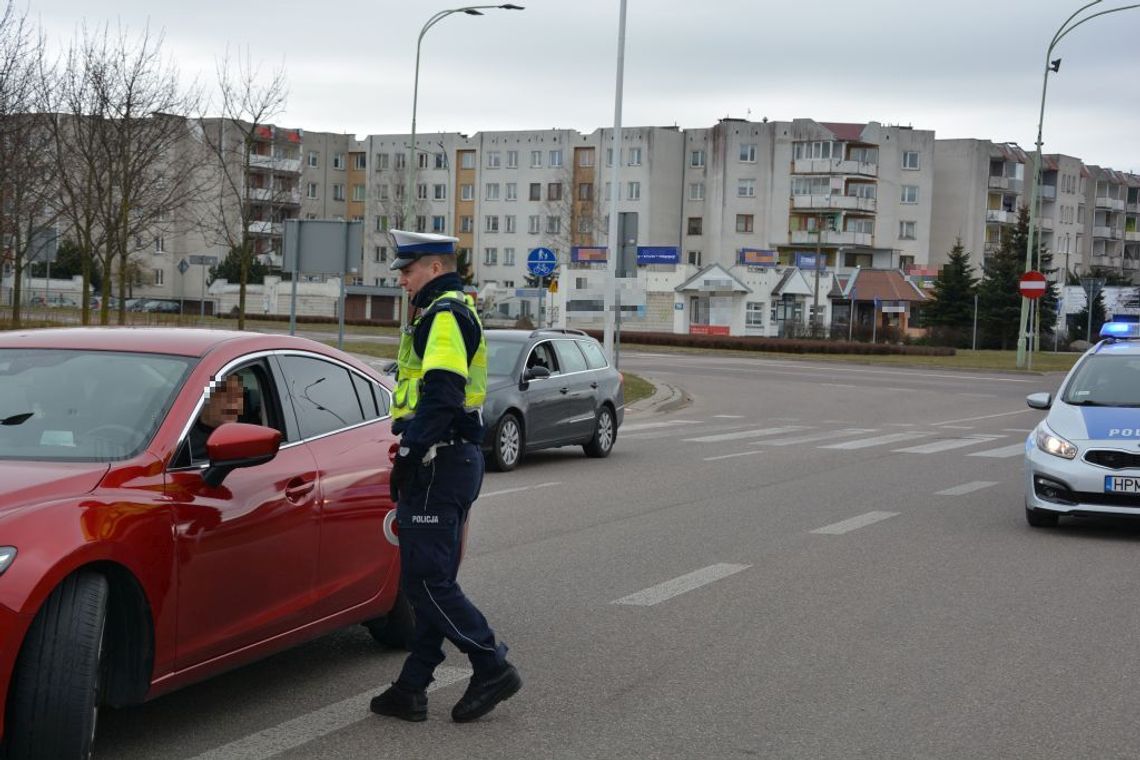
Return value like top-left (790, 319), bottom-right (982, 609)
top-left (364, 590), bottom-right (416, 650)
top-left (1025, 504), bottom-right (1060, 527)
top-left (6, 571), bottom-right (109, 760)
top-left (489, 412), bottom-right (523, 472)
top-left (583, 405), bottom-right (616, 459)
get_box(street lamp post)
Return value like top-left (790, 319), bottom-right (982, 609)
top-left (1018, 0), bottom-right (1140, 368)
top-left (603, 0), bottom-right (629, 367)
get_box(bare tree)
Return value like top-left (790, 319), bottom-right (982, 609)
top-left (196, 49), bottom-right (288, 330)
top-left (536, 164), bottom-right (603, 285)
top-left (0, 2), bottom-right (55, 326)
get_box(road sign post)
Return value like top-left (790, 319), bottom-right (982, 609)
top-left (1019, 271), bottom-right (1047, 370)
top-left (189, 255), bottom-right (218, 321)
top-left (527, 248), bottom-right (557, 329)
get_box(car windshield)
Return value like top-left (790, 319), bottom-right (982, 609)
top-left (486, 339), bottom-right (525, 377)
top-left (0, 349), bottom-right (193, 461)
top-left (1062, 354), bottom-right (1140, 407)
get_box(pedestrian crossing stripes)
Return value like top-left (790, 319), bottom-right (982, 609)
top-left (893, 435), bottom-right (1004, 454)
top-left (752, 428), bottom-right (876, 447)
top-left (819, 431), bottom-right (931, 450)
top-left (683, 426), bottom-right (806, 443)
top-left (968, 443), bottom-right (1027, 458)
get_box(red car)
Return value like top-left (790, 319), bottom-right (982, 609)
top-left (0, 328), bottom-right (411, 759)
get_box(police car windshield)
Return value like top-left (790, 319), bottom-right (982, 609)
top-left (1062, 355), bottom-right (1140, 407)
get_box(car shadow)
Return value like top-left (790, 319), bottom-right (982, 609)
top-left (1044, 515), bottom-right (1140, 542)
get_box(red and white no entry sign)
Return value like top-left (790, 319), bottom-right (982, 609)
top-left (1019, 270), bottom-right (1047, 300)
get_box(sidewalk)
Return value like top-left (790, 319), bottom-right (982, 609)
top-left (625, 377), bottom-right (691, 415)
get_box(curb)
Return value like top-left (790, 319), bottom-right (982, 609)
top-left (626, 379), bottom-right (691, 415)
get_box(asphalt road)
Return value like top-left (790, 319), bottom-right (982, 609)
top-left (96, 351), bottom-right (1140, 760)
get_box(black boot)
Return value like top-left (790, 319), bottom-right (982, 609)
top-left (451, 663), bottom-right (522, 722)
top-left (370, 682), bottom-right (428, 722)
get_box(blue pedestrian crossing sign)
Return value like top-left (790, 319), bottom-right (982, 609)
top-left (527, 247), bottom-right (558, 277)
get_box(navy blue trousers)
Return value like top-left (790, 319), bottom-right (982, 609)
top-left (395, 442), bottom-right (507, 690)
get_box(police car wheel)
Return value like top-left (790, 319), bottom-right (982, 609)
top-left (584, 406), bottom-right (615, 458)
top-left (364, 591), bottom-right (416, 650)
top-left (1025, 504), bottom-right (1059, 528)
top-left (489, 412), bottom-right (523, 472)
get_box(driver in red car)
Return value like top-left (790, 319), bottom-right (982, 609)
top-left (186, 375), bottom-right (244, 464)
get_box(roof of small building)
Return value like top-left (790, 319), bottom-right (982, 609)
top-left (846, 269), bottom-right (928, 303)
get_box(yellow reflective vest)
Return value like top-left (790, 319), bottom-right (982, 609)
top-left (392, 290), bottom-right (487, 422)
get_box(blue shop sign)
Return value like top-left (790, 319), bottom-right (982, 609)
top-left (637, 246), bottom-right (679, 265)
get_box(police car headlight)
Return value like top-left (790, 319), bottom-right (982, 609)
top-left (1036, 425), bottom-right (1077, 460)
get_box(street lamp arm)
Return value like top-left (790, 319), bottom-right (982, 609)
top-left (1050, 0), bottom-right (1102, 49)
top-left (1053, 2), bottom-right (1140, 50)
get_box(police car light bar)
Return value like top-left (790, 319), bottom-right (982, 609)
top-left (1099, 321), bottom-right (1140, 340)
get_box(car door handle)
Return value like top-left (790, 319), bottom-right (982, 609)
top-left (559, 386), bottom-right (569, 394)
top-left (590, 381), bottom-right (599, 389)
top-left (285, 476), bottom-right (316, 502)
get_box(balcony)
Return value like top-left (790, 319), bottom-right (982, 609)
top-left (793, 158), bottom-right (878, 178)
top-left (1126, 231), bottom-right (1140, 242)
top-left (792, 195), bottom-right (877, 212)
top-left (248, 221), bottom-right (283, 236)
top-left (986, 209), bottom-right (1017, 224)
top-left (1037, 217), bottom-right (1054, 230)
top-left (1124, 257), bottom-right (1140, 271)
top-left (1111, 198), bottom-right (1126, 212)
top-left (1095, 196), bottom-right (1114, 210)
top-left (249, 154), bottom-right (302, 174)
top-left (1039, 185), bottom-right (1056, 200)
top-left (248, 188), bottom-right (302, 205)
top-left (987, 176), bottom-right (1024, 193)
top-left (1126, 202), bottom-right (1139, 213)
top-left (790, 230), bottom-right (873, 246)
top-left (1093, 225), bottom-right (1112, 238)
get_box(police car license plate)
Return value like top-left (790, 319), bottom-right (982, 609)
top-left (1105, 476), bottom-right (1140, 493)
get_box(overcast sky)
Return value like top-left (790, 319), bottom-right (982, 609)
top-left (27, 0), bottom-right (1140, 172)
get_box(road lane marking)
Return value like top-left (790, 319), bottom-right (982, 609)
top-left (821, 383), bottom-right (858, 389)
top-left (189, 666), bottom-right (473, 760)
top-left (969, 443), bottom-right (1027, 458)
top-left (620, 419), bottom-right (703, 432)
top-left (752, 428), bottom-right (876, 447)
top-left (684, 426), bottom-right (806, 443)
top-left (936, 424), bottom-right (975, 430)
top-left (811, 511), bottom-right (899, 535)
top-left (481, 482), bottom-right (561, 498)
top-left (819, 431), bottom-right (930, 450)
top-left (935, 481), bottom-right (999, 496)
top-left (611, 563), bottom-right (751, 606)
top-left (884, 422), bottom-right (917, 427)
top-left (704, 450), bottom-right (765, 461)
top-left (893, 435), bottom-right (1004, 454)
top-left (1003, 428), bottom-right (1033, 432)
top-left (930, 409), bottom-right (1032, 426)
top-left (714, 414), bottom-right (745, 418)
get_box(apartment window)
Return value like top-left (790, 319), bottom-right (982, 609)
top-left (352, 184), bottom-right (366, 202)
top-left (736, 214), bottom-right (754, 233)
top-left (794, 141), bottom-right (835, 160)
top-left (577, 217), bottom-right (592, 234)
top-left (485, 183), bottom-right (500, 201)
top-left (377, 216), bottom-right (389, 232)
top-left (306, 182), bottom-right (318, 199)
top-left (898, 220), bottom-right (916, 239)
top-left (690, 149), bottom-right (705, 168)
top-left (394, 154), bottom-right (406, 170)
top-left (849, 183), bottom-right (877, 200)
top-left (307, 151), bottom-right (319, 167)
top-left (415, 215), bottom-right (426, 232)
top-left (739, 144), bottom-right (757, 162)
top-left (605, 182), bottom-right (612, 201)
top-left (628, 147), bottom-right (642, 166)
top-left (549, 149), bottom-right (563, 167)
top-left (434, 153), bottom-right (446, 169)
top-left (461, 184), bottom-right (474, 201)
top-left (460, 153), bottom-right (475, 169)
top-left (546, 216), bottom-right (561, 234)
top-left (378, 184), bottom-right (389, 201)
top-left (606, 148), bottom-right (615, 166)
top-left (416, 183), bottom-right (428, 200)
top-left (154, 268), bottom-right (164, 286)
top-left (575, 277), bottom-right (588, 289)
top-left (689, 182), bottom-right (705, 201)
top-left (506, 182), bottom-right (518, 201)
top-left (530, 150), bottom-right (542, 168)
top-left (485, 215), bottom-right (500, 233)
top-left (901, 185), bottom-right (919, 204)
top-left (900, 255), bottom-right (915, 270)
top-left (353, 154), bottom-right (367, 170)
top-left (504, 247), bottom-right (516, 266)
top-left (434, 184), bottom-right (447, 200)
top-left (627, 181), bottom-right (641, 201)
top-left (548, 182), bottom-right (563, 201)
top-left (417, 152), bottom-right (429, 169)
top-left (792, 177), bottom-right (830, 195)
top-left (332, 184), bottom-right (345, 201)
top-left (738, 178), bottom-right (756, 198)
top-left (505, 215), bottom-right (516, 233)
top-left (529, 183), bottom-right (541, 201)
top-left (154, 237), bottom-right (165, 253)
top-left (377, 152), bottom-right (389, 170)
top-left (503, 280), bottom-right (515, 288)
top-left (687, 217), bottom-right (703, 235)
top-left (484, 247), bottom-right (498, 265)
top-left (460, 216), bottom-right (474, 233)
top-left (333, 153), bottom-right (345, 170)
top-left (687, 250), bottom-right (702, 266)
top-left (506, 150), bottom-right (518, 168)
top-left (578, 149), bottom-right (595, 167)
top-left (746, 302), bottom-right (765, 327)
top-left (848, 218), bottom-right (874, 234)
top-left (528, 215), bottom-right (541, 234)
top-left (432, 215), bottom-right (446, 233)
top-left (902, 151), bottom-right (920, 170)
top-left (487, 151), bottom-right (501, 168)
top-left (578, 183), bottom-right (593, 201)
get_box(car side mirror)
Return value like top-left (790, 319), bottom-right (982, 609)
top-left (203, 422), bottom-right (282, 487)
top-left (522, 366), bottom-right (551, 384)
top-left (1026, 392), bottom-right (1052, 410)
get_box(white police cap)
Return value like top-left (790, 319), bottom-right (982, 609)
top-left (387, 229), bottom-right (460, 271)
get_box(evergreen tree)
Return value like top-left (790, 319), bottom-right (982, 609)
top-left (923, 239), bottom-right (978, 346)
top-left (28, 240), bottom-right (102, 291)
top-left (209, 246), bottom-right (268, 286)
top-left (977, 207), bottom-right (1058, 350)
top-left (456, 248), bottom-right (475, 286)
top-left (1071, 287), bottom-right (1108, 343)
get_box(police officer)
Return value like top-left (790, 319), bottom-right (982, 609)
top-left (370, 230), bottom-right (521, 723)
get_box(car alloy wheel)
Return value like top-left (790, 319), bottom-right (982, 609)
top-left (584, 406), bottom-right (615, 458)
top-left (492, 413), bottom-right (522, 471)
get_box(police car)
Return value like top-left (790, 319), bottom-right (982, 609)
top-left (1024, 320), bottom-right (1140, 527)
